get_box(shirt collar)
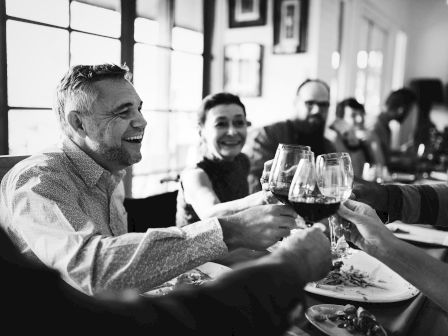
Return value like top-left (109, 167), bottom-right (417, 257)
top-left (61, 137), bottom-right (125, 188)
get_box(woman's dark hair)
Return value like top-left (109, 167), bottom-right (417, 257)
top-left (197, 92), bottom-right (246, 125)
top-left (335, 98), bottom-right (365, 119)
top-left (385, 88), bottom-right (417, 112)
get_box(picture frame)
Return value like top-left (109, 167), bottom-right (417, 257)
top-left (228, 0), bottom-right (267, 28)
top-left (223, 43), bottom-right (263, 97)
top-left (273, 0), bottom-right (309, 54)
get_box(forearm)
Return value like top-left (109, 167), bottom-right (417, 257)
top-left (387, 184), bottom-right (448, 226)
top-left (201, 197), bottom-right (253, 219)
top-left (370, 237), bottom-right (448, 312)
top-left (21, 212), bottom-right (227, 295)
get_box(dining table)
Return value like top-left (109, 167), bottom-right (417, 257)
top-left (287, 243), bottom-right (448, 336)
top-left (285, 173), bottom-right (448, 336)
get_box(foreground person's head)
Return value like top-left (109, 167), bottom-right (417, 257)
top-left (197, 92), bottom-right (249, 161)
top-left (55, 64), bottom-right (147, 173)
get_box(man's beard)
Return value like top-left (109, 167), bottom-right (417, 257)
top-left (295, 114), bottom-right (327, 155)
top-left (303, 114), bottom-right (326, 136)
top-left (98, 144), bottom-right (136, 168)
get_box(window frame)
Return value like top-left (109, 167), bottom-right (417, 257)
top-left (0, 0), bottom-right (213, 198)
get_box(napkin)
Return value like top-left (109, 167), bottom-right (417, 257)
top-left (387, 222), bottom-right (448, 247)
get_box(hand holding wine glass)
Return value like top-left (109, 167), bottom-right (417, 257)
top-left (268, 144), bottom-right (311, 204)
top-left (316, 152), bottom-right (354, 259)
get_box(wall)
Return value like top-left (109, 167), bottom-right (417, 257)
top-left (211, 0), bottom-right (327, 129)
top-left (406, 0), bottom-right (448, 85)
top-left (211, 0), bottom-right (413, 130)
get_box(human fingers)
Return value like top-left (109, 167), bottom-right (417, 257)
top-left (277, 227), bottom-right (293, 239)
top-left (337, 202), bottom-right (363, 224)
top-left (262, 204), bottom-right (297, 219)
top-left (313, 222), bottom-right (327, 233)
top-left (264, 159), bottom-right (273, 170)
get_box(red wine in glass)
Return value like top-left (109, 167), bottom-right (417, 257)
top-left (289, 196), bottom-right (340, 226)
top-left (269, 186), bottom-right (290, 204)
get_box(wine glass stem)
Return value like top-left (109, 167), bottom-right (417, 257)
top-left (329, 215), bottom-right (338, 251)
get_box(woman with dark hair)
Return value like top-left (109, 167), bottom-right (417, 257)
top-left (176, 92), bottom-right (271, 264)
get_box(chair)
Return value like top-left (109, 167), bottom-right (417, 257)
top-left (409, 78), bottom-right (445, 106)
top-left (124, 189), bottom-right (178, 232)
top-left (0, 155), bottom-right (30, 182)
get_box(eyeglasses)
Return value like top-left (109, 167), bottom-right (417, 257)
top-left (304, 100), bottom-right (330, 109)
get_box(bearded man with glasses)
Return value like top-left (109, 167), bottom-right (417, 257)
top-left (244, 78), bottom-right (336, 193)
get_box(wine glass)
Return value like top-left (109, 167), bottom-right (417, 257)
top-left (268, 144), bottom-right (311, 204)
top-left (316, 152), bottom-right (354, 259)
top-left (288, 152), bottom-right (341, 226)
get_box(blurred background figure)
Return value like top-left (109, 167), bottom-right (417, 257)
top-left (329, 97), bottom-right (380, 177)
top-left (371, 88), bottom-right (418, 172)
top-left (244, 79), bottom-right (336, 193)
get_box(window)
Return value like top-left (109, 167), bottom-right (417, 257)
top-left (354, 18), bottom-right (386, 122)
top-left (131, 0), bottom-right (204, 197)
top-left (1, 0), bottom-right (206, 198)
top-left (3, 0), bottom-right (121, 155)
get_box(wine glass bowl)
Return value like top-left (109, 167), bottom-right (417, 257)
top-left (268, 144), bottom-right (311, 204)
top-left (287, 151), bottom-right (341, 226)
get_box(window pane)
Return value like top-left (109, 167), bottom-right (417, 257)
top-left (8, 109), bottom-right (60, 155)
top-left (6, 0), bottom-right (69, 27)
top-left (172, 27), bottom-right (203, 54)
top-left (70, 32), bottom-right (120, 66)
top-left (168, 111), bottom-right (199, 168)
top-left (132, 110), bottom-right (170, 176)
top-left (71, 1), bottom-right (121, 38)
top-left (131, 111), bottom-right (198, 197)
top-left (132, 173), bottom-right (177, 198)
top-left (134, 43), bottom-right (169, 110)
top-left (136, 0), bottom-right (159, 19)
top-left (170, 51), bottom-right (203, 111)
top-left (76, 0), bottom-right (120, 11)
top-left (7, 20), bottom-right (69, 107)
top-left (174, 0), bottom-right (203, 32)
top-left (134, 17), bottom-right (159, 44)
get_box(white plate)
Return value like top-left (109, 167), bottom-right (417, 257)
top-left (304, 250), bottom-right (419, 302)
top-left (387, 222), bottom-right (448, 247)
top-left (142, 262), bottom-right (231, 297)
top-left (305, 304), bottom-right (387, 336)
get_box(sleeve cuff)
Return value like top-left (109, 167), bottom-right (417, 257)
top-left (385, 184), bottom-right (403, 223)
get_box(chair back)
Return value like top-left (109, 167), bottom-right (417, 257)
top-left (124, 190), bottom-right (178, 232)
top-left (0, 155), bottom-right (30, 183)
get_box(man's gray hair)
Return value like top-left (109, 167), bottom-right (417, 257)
top-left (54, 63), bottom-right (132, 134)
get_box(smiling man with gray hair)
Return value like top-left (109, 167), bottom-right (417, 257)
top-left (0, 63), bottom-right (297, 295)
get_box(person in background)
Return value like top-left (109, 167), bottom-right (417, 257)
top-left (244, 79), bottom-right (336, 193)
top-left (329, 98), bottom-right (382, 177)
top-left (0, 64), bottom-right (297, 296)
top-left (352, 177), bottom-right (448, 227)
top-left (1, 221), bottom-right (331, 336)
top-left (371, 88), bottom-right (418, 169)
top-left (176, 92), bottom-right (274, 264)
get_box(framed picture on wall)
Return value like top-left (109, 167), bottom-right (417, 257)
top-left (224, 43), bottom-right (263, 97)
top-left (228, 0), bottom-right (267, 28)
top-left (273, 0), bottom-right (309, 54)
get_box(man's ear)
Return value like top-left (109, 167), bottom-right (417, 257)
top-left (67, 110), bottom-right (86, 137)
